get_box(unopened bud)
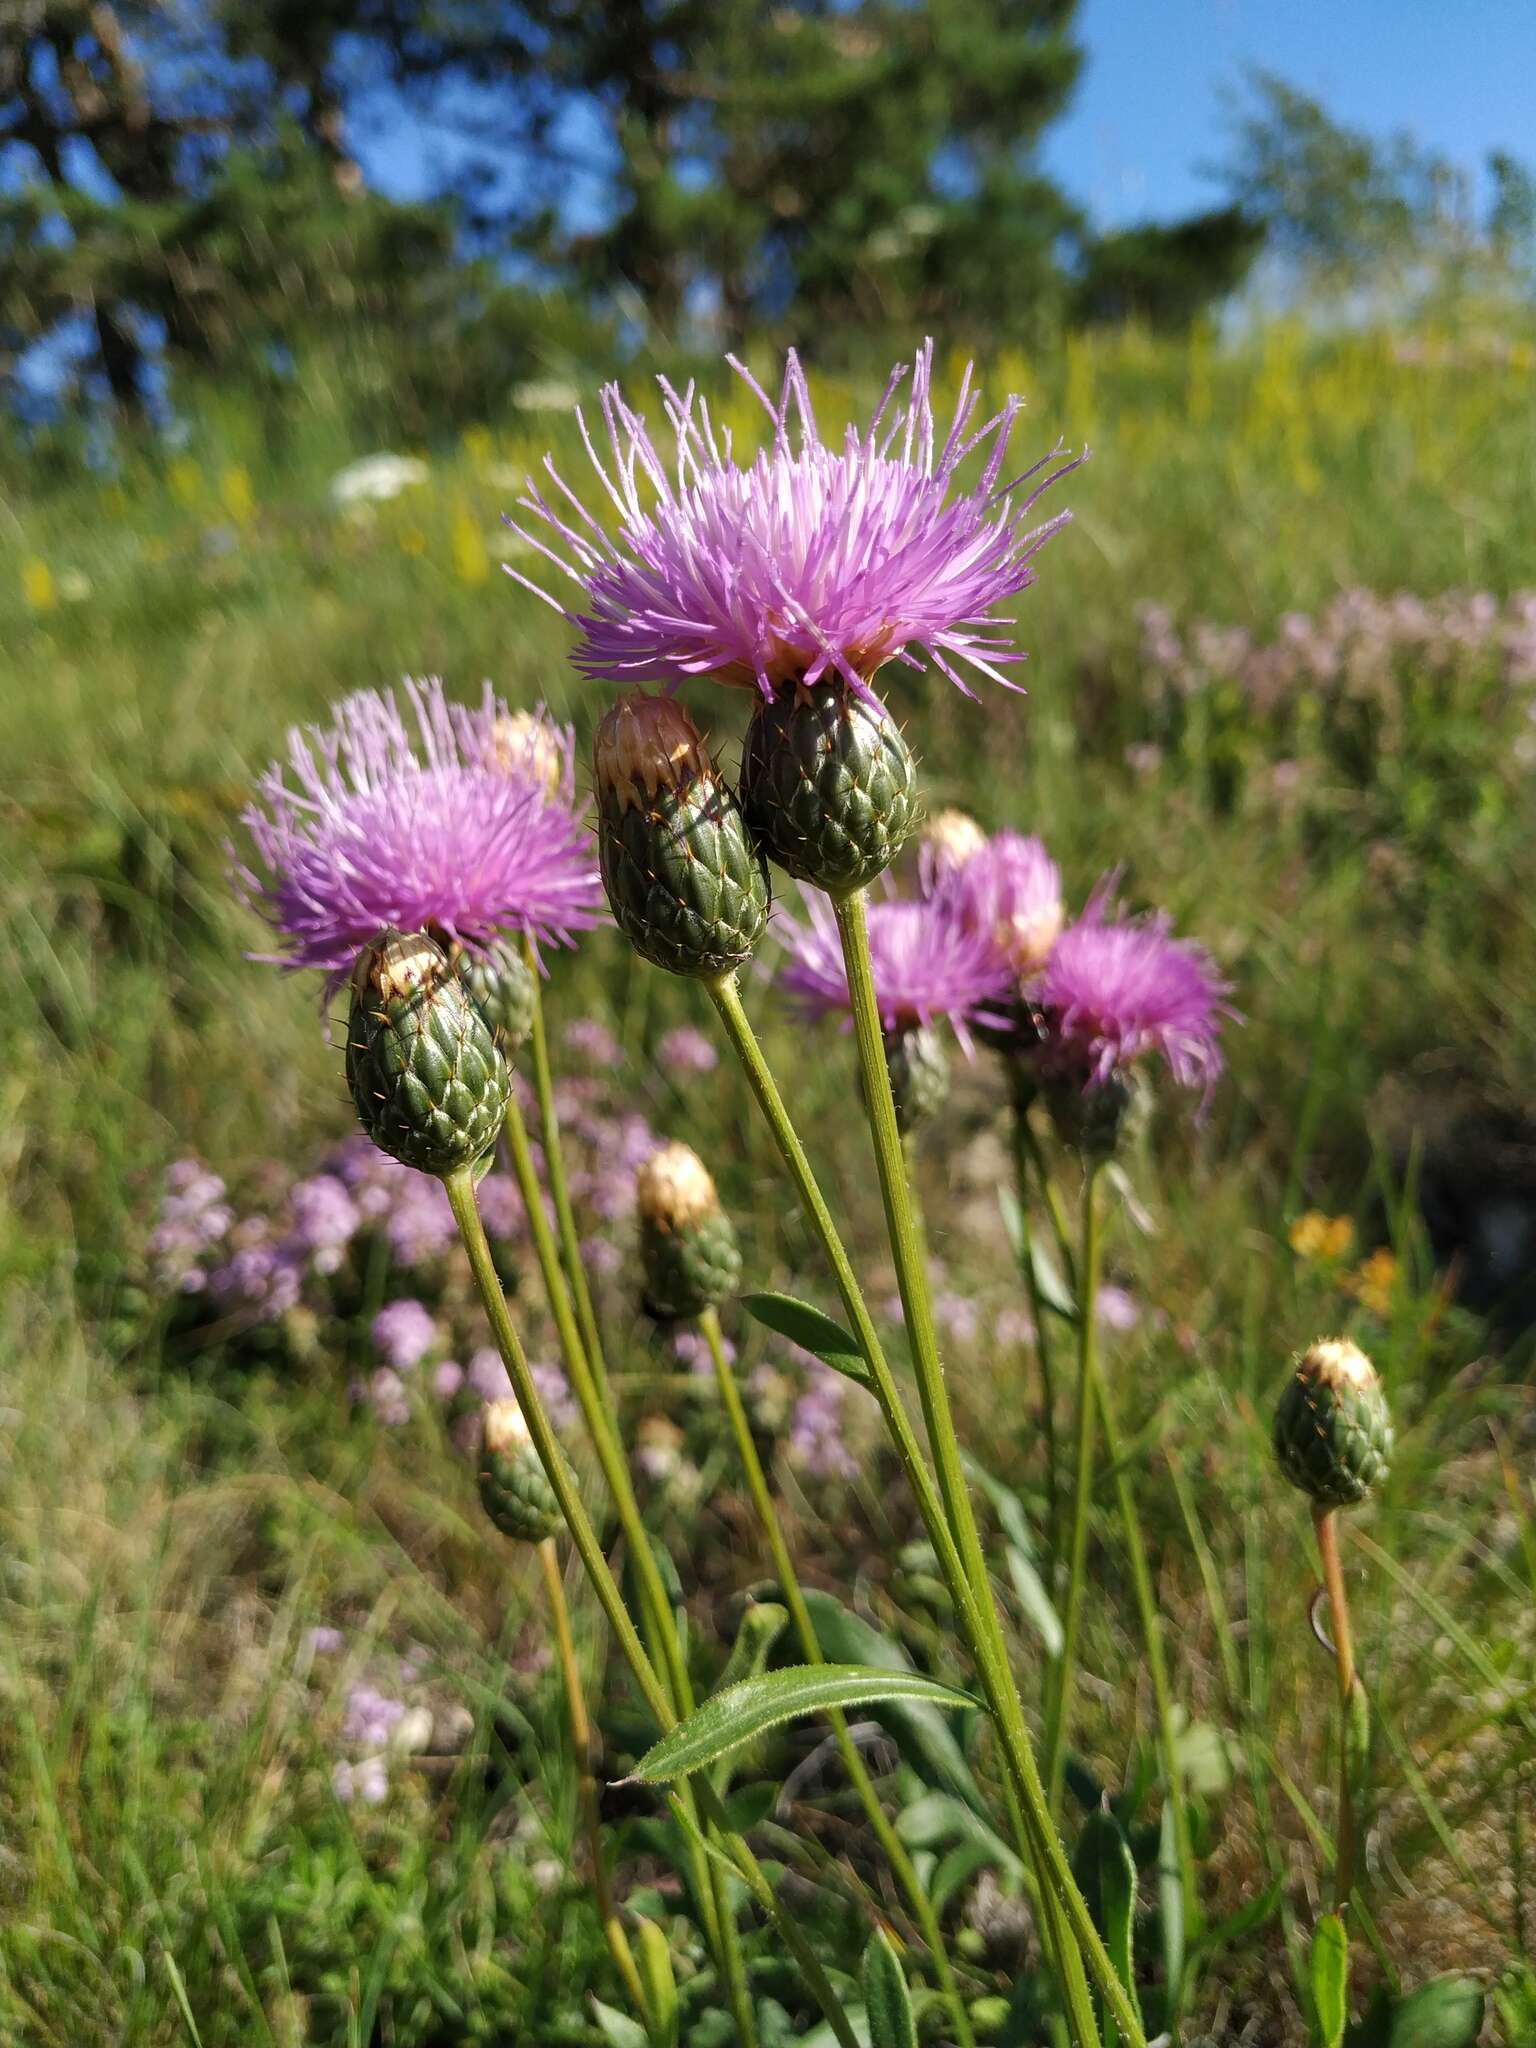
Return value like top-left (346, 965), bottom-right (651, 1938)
top-left (487, 709), bottom-right (566, 798)
top-left (740, 679), bottom-right (919, 895)
top-left (594, 693), bottom-right (770, 978)
top-left (346, 929), bottom-right (511, 1177)
top-left (455, 936), bottom-right (537, 1050)
top-left (636, 1140), bottom-right (742, 1319)
top-left (1273, 1339), bottom-right (1392, 1508)
top-left (478, 1396), bottom-right (571, 1542)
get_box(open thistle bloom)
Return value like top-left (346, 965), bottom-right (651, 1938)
top-left (508, 341), bottom-right (1075, 706)
top-left (1034, 910), bottom-right (1231, 1148)
top-left (952, 831), bottom-right (1064, 982)
top-left (235, 678), bottom-right (602, 991)
top-left (778, 885), bottom-right (1013, 1129)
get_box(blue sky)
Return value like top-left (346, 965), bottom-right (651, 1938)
top-left (1041, 0), bottom-right (1536, 227)
top-left (361, 1), bottom-right (1536, 232)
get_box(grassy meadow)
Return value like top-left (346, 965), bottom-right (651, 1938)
top-left (4, 323), bottom-right (1536, 2045)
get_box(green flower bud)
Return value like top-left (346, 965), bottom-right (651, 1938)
top-left (594, 693), bottom-right (770, 978)
top-left (477, 1397), bottom-right (570, 1543)
top-left (455, 937), bottom-right (537, 1050)
top-left (346, 929), bottom-right (511, 1178)
top-left (1273, 1339), bottom-right (1393, 1508)
top-left (883, 1023), bottom-right (950, 1134)
top-left (740, 679), bottom-right (920, 894)
top-left (636, 1140), bottom-right (742, 1319)
top-left (1044, 1069), bottom-right (1139, 1161)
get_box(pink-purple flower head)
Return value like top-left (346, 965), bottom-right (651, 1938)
top-left (507, 341), bottom-right (1079, 706)
top-left (235, 678), bottom-right (603, 988)
top-left (777, 885), bottom-right (1011, 1042)
top-left (1038, 911), bottom-right (1233, 1105)
top-left (949, 830), bottom-right (1064, 984)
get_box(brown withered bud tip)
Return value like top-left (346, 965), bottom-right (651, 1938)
top-left (994, 896), bottom-right (1065, 980)
top-left (923, 807), bottom-right (988, 871)
top-left (487, 710), bottom-right (564, 798)
top-left (1299, 1337), bottom-right (1379, 1395)
top-left (481, 1395), bottom-right (535, 1457)
top-left (351, 928), bottom-right (449, 1004)
top-left (635, 1140), bottom-right (719, 1233)
top-left (593, 691), bottom-right (714, 811)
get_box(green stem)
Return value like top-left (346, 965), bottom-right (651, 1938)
top-left (499, 1093), bottom-right (728, 1965)
top-left (705, 968), bottom-right (1144, 2048)
top-left (448, 1168), bottom-right (863, 2048)
top-left (1314, 1505), bottom-right (1359, 1912)
top-left (1009, 1105), bottom-right (1061, 1562)
top-left (523, 932), bottom-right (613, 1425)
top-left (1092, 1366), bottom-right (1197, 1995)
top-left (698, 1307), bottom-right (977, 2048)
top-left (538, 1538), bottom-right (651, 2027)
top-left (830, 892), bottom-right (1141, 2048)
top-left (1019, 1113), bottom-right (1077, 1290)
top-left (1044, 1164), bottom-right (1103, 1812)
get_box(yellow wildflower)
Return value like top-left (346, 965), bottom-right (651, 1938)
top-left (21, 557), bottom-right (56, 611)
top-left (1288, 1211), bottom-right (1356, 1262)
top-left (220, 464), bottom-right (255, 526)
top-left (1349, 1249), bottom-right (1398, 1317)
top-left (450, 503), bottom-right (488, 587)
top-left (168, 456), bottom-right (201, 507)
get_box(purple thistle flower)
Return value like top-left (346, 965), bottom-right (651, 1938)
top-left (777, 885), bottom-right (1012, 1037)
top-left (371, 1298), bottom-right (439, 1372)
top-left (507, 342), bottom-right (1079, 704)
top-left (948, 831), bottom-right (1064, 982)
top-left (1038, 912), bottom-right (1232, 1104)
top-left (564, 1017), bottom-right (623, 1068)
top-left (234, 678), bottom-right (603, 988)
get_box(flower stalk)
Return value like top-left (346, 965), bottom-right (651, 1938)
top-left (538, 1536), bottom-right (650, 2025)
top-left (1045, 1163), bottom-right (1104, 1812)
top-left (1314, 1503), bottom-right (1361, 1910)
top-left (696, 1305), bottom-right (977, 2048)
top-left (445, 1165), bottom-right (858, 2048)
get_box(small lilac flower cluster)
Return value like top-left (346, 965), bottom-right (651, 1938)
top-left (144, 1051), bottom-right (659, 1436)
top-left (1139, 588), bottom-right (1536, 708)
top-left (307, 1634), bottom-right (471, 1809)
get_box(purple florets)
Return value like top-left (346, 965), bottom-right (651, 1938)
top-left (371, 1298), bottom-right (439, 1372)
top-left (948, 831), bottom-right (1064, 983)
top-left (508, 342), bottom-right (1078, 704)
top-left (656, 1026), bottom-right (719, 1076)
top-left (1039, 913), bottom-right (1231, 1103)
top-left (234, 678), bottom-right (602, 988)
top-left (777, 885), bottom-right (1012, 1038)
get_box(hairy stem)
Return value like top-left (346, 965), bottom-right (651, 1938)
top-left (538, 1537), bottom-right (650, 2024)
top-left (1314, 1504), bottom-right (1359, 1910)
top-left (1044, 1163), bottom-right (1103, 1810)
top-left (523, 933), bottom-right (613, 1425)
top-left (698, 1306), bottom-right (976, 2048)
top-left (705, 967), bottom-right (1144, 2048)
top-left (448, 1167), bottom-right (869, 2048)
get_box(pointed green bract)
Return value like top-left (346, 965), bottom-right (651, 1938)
top-left (883, 1023), bottom-right (950, 1134)
top-left (455, 936), bottom-right (537, 1049)
top-left (740, 679), bottom-right (919, 894)
top-left (640, 1206), bottom-right (743, 1320)
top-left (598, 778), bottom-right (770, 980)
top-left (346, 929), bottom-right (511, 1177)
top-left (1273, 1340), bottom-right (1392, 1508)
top-left (477, 1398), bottom-right (575, 1545)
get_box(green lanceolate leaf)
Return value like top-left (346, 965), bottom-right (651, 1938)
top-left (798, 1587), bottom-right (984, 1811)
top-left (633, 1921), bottom-right (679, 2048)
top-left (740, 1292), bottom-right (872, 1388)
top-left (861, 1929), bottom-right (919, 2048)
top-left (1311, 1913), bottom-right (1350, 2048)
top-left (1072, 1809), bottom-right (1142, 2041)
top-left (630, 1665), bottom-right (978, 1784)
